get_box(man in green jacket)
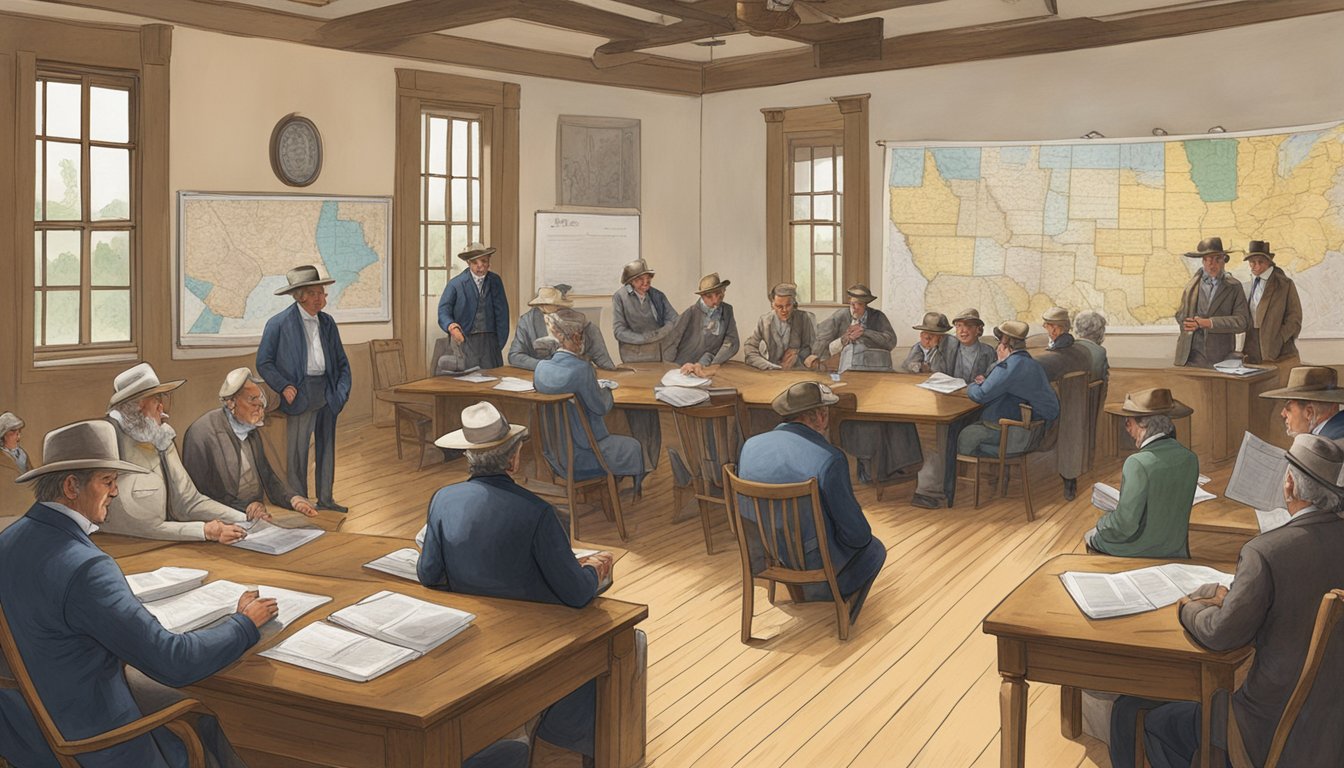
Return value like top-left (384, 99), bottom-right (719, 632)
top-left (1084, 387), bottom-right (1199, 558)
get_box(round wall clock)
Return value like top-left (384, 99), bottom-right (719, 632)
top-left (269, 114), bottom-right (323, 187)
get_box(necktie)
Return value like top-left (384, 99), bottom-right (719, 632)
top-left (1253, 277), bottom-right (1262, 298)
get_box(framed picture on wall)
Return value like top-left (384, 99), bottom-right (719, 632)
top-left (556, 116), bottom-right (640, 209)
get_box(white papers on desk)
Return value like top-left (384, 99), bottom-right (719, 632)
top-left (493, 376), bottom-right (535, 393)
top-left (328, 590), bottom-right (475, 654)
top-left (454, 373), bottom-right (498, 383)
top-left (654, 386), bottom-right (710, 408)
top-left (1255, 508), bottom-right (1292, 534)
top-left (363, 548), bottom-right (422, 581)
top-left (231, 520), bottom-right (325, 555)
top-left (597, 379), bottom-right (619, 390)
top-left (260, 622), bottom-right (420, 683)
top-left (660, 370), bottom-right (711, 389)
top-left (1213, 359), bottom-right (1261, 376)
top-left (144, 579), bottom-right (330, 633)
top-left (1060, 564), bottom-right (1234, 619)
top-left (127, 567), bottom-right (208, 602)
top-left (1092, 481), bottom-right (1215, 513)
top-left (1226, 432), bottom-right (1290, 512)
top-left (917, 372), bottom-right (968, 394)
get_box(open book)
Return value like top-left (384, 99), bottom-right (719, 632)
top-left (231, 519), bottom-right (325, 555)
top-left (1060, 564), bottom-right (1234, 619)
top-left (917, 372), bottom-right (967, 394)
top-left (261, 591), bottom-right (475, 682)
top-left (127, 567), bottom-right (208, 603)
top-left (1091, 482), bottom-right (1215, 513)
top-left (143, 579), bottom-right (330, 633)
top-left (366, 547), bottom-right (613, 591)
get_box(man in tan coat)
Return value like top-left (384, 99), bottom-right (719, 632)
top-left (1240, 240), bottom-right (1303, 364)
top-left (1173, 237), bottom-right (1251, 367)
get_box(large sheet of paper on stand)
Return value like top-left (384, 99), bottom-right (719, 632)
top-left (534, 211), bottom-right (639, 296)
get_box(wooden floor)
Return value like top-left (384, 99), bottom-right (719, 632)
top-left (329, 415), bottom-right (1246, 768)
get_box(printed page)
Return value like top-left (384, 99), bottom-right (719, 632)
top-left (328, 591), bottom-right (475, 654)
top-left (1158, 563), bottom-right (1235, 594)
top-left (144, 579), bottom-right (247, 633)
top-left (1060, 572), bottom-right (1155, 619)
top-left (260, 622), bottom-right (419, 682)
top-left (1225, 432), bottom-right (1289, 511)
top-left (126, 567), bottom-right (208, 603)
top-left (363, 548), bottom-right (421, 581)
top-left (231, 521), bottom-right (325, 555)
top-left (1122, 567), bottom-right (1185, 608)
top-left (917, 372), bottom-right (967, 393)
top-left (1091, 483), bottom-right (1120, 513)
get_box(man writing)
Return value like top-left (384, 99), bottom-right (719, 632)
top-left (0, 420), bottom-right (277, 768)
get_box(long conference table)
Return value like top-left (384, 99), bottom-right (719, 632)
top-left (92, 531), bottom-right (648, 768)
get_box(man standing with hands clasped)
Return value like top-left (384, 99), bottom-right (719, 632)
top-left (438, 243), bottom-right (510, 371)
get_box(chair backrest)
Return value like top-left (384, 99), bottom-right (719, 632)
top-left (1264, 588), bottom-right (1344, 768)
top-left (369, 339), bottom-right (409, 391)
top-left (532, 394), bottom-right (614, 482)
top-left (0, 600), bottom-right (77, 766)
top-left (722, 464), bottom-right (839, 590)
top-left (670, 394), bottom-right (746, 499)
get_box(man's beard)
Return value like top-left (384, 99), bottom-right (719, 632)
top-left (112, 405), bottom-right (176, 450)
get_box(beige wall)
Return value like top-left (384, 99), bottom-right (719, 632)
top-left (701, 11), bottom-right (1344, 365)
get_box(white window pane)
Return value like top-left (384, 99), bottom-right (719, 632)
top-left (835, 150), bottom-right (844, 193)
top-left (814, 257), bottom-right (835, 304)
top-left (35, 82), bottom-right (43, 135)
top-left (45, 230), bottom-right (81, 286)
top-left (45, 290), bottom-right (80, 345)
top-left (450, 178), bottom-right (467, 221)
top-left (470, 225), bottom-right (481, 247)
top-left (424, 224), bottom-right (446, 268)
top-left (33, 292), bottom-right (42, 346)
top-left (450, 225), bottom-right (468, 260)
top-left (470, 121), bottom-right (480, 178)
top-left (469, 180), bottom-right (480, 222)
top-left (45, 141), bottom-right (81, 220)
top-left (45, 81), bottom-right (81, 139)
top-left (835, 193), bottom-right (844, 224)
top-left (813, 225), bottom-right (835, 254)
top-left (33, 232), bottom-right (42, 286)
top-left (452, 119), bottom-right (468, 174)
top-left (91, 230), bottom-right (131, 285)
top-left (814, 194), bottom-right (834, 221)
top-left (426, 177), bottom-right (446, 221)
top-left (90, 147), bottom-right (130, 220)
top-left (427, 117), bottom-right (447, 175)
top-left (34, 141), bottom-right (42, 220)
top-left (91, 290), bottom-right (130, 343)
top-left (426, 269), bottom-right (447, 297)
top-left (792, 195), bottom-right (810, 221)
top-left (814, 149), bottom-right (834, 193)
top-left (793, 149), bottom-right (810, 194)
top-left (791, 233), bottom-right (811, 304)
top-left (90, 87), bottom-right (129, 143)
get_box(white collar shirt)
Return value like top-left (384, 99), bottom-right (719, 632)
top-left (43, 501), bottom-right (99, 535)
top-left (299, 305), bottom-right (326, 375)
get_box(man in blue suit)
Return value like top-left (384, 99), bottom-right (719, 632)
top-left (958, 319), bottom-right (1060, 457)
top-left (418, 401), bottom-right (629, 767)
top-left (1259, 365), bottom-right (1344, 442)
top-left (438, 243), bottom-right (510, 371)
top-left (0, 420), bottom-right (277, 768)
top-left (534, 309), bottom-right (646, 494)
top-left (737, 381), bottom-right (887, 623)
top-left (256, 265), bottom-right (353, 512)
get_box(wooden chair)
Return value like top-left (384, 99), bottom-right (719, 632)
top-left (722, 464), bottom-right (857, 642)
top-left (1084, 377), bottom-right (1107, 473)
top-left (0, 601), bottom-right (211, 768)
top-left (953, 402), bottom-right (1050, 522)
top-left (532, 393), bottom-right (628, 542)
top-left (369, 339), bottom-right (436, 470)
top-left (669, 393), bottom-right (748, 555)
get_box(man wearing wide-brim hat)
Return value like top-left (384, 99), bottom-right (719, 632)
top-left (957, 320), bottom-right (1061, 461)
top-left (101, 362), bottom-right (256, 543)
top-left (0, 419), bottom-right (278, 768)
top-left (610, 259), bottom-right (679, 470)
top-left (436, 243), bottom-right (510, 373)
top-left (1259, 365), bottom-right (1344, 441)
top-left (1114, 433), bottom-right (1344, 768)
top-left (1174, 236), bottom-right (1251, 367)
top-left (1083, 387), bottom-right (1199, 559)
top-left (257, 265), bottom-right (353, 513)
top-left (417, 402), bottom-right (638, 766)
top-left (1032, 306), bottom-right (1094, 501)
top-left (1240, 239), bottom-right (1303, 364)
top-left (508, 285), bottom-right (617, 371)
top-left (736, 381), bottom-right (887, 624)
top-left (901, 311), bottom-right (956, 374)
top-left (666, 273), bottom-right (740, 378)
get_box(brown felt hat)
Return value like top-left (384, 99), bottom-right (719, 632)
top-left (620, 259), bottom-right (654, 285)
top-left (275, 264), bottom-right (336, 296)
top-left (457, 243), bottom-right (496, 263)
top-left (771, 381), bottom-right (839, 417)
top-left (1042, 306), bottom-right (1071, 328)
top-left (912, 312), bottom-right (951, 334)
top-left (993, 320), bottom-right (1030, 342)
top-left (1259, 367), bottom-right (1344, 404)
top-left (1184, 237), bottom-right (1230, 260)
top-left (845, 284), bottom-right (877, 303)
top-left (15, 420), bottom-right (151, 483)
top-left (1243, 240), bottom-right (1275, 261)
top-left (1116, 387), bottom-right (1192, 418)
top-left (695, 273), bottom-right (731, 295)
top-left (528, 286), bottom-right (574, 309)
top-left (952, 308), bottom-right (984, 326)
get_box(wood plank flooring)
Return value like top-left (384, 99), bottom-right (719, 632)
top-left (329, 415), bottom-right (1247, 768)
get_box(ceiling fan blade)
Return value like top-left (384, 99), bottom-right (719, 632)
top-left (736, 1), bottom-right (800, 32)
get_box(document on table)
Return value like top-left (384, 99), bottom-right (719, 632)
top-left (1060, 564), bottom-right (1235, 619)
top-left (144, 579), bottom-right (329, 633)
top-left (917, 372), bottom-right (968, 394)
top-left (654, 386), bottom-right (710, 408)
top-left (1213, 359), bottom-right (1262, 376)
top-left (660, 369), bottom-right (711, 389)
top-left (260, 621), bottom-right (421, 683)
top-left (454, 372), bottom-right (498, 383)
top-left (493, 376), bottom-right (535, 392)
top-left (363, 548), bottom-right (421, 581)
top-left (232, 520), bottom-right (325, 555)
top-left (127, 566), bottom-right (208, 602)
top-left (1225, 432), bottom-right (1289, 511)
top-left (328, 590), bottom-right (475, 654)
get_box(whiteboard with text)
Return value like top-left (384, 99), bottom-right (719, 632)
top-left (534, 211), bottom-right (640, 297)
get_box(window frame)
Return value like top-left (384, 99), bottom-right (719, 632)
top-left (418, 109), bottom-right (488, 312)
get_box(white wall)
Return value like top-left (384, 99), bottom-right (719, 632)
top-left (701, 12), bottom-right (1344, 364)
top-left (169, 27), bottom-right (701, 363)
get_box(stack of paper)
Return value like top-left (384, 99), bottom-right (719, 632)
top-left (144, 579), bottom-right (330, 633)
top-left (231, 520), bottom-right (325, 555)
top-left (493, 377), bottom-right (535, 393)
top-left (1060, 563), bottom-right (1235, 619)
top-left (127, 567), bottom-right (208, 602)
top-left (1091, 481), bottom-right (1215, 513)
top-left (261, 591), bottom-right (476, 682)
top-left (1213, 359), bottom-right (1261, 376)
top-left (454, 372), bottom-right (497, 383)
top-left (363, 548), bottom-right (421, 581)
top-left (653, 386), bottom-right (710, 408)
top-left (660, 370), bottom-right (711, 389)
top-left (917, 372), bottom-right (968, 394)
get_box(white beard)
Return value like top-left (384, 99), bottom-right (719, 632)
top-left (109, 408), bottom-right (177, 451)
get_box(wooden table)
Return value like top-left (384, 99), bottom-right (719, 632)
top-left (1187, 465), bottom-right (1259, 540)
top-left (115, 541), bottom-right (648, 768)
top-left (982, 554), bottom-right (1251, 768)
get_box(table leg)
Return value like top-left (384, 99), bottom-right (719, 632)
top-left (1199, 664), bottom-right (1231, 768)
top-left (1060, 686), bottom-right (1082, 739)
top-left (596, 627), bottom-right (642, 768)
top-left (1000, 674), bottom-right (1028, 768)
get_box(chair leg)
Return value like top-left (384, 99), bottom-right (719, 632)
top-left (568, 486), bottom-right (581, 542)
top-left (835, 595), bottom-right (852, 641)
top-left (393, 414), bottom-right (406, 460)
top-left (697, 499), bottom-right (715, 555)
top-left (1136, 709), bottom-right (1148, 768)
top-left (972, 460), bottom-right (983, 509)
top-left (608, 476), bottom-right (628, 541)
top-left (768, 581), bottom-right (778, 604)
top-left (1021, 461), bottom-right (1035, 522)
top-left (741, 577), bottom-right (755, 643)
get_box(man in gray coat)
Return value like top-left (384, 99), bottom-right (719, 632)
top-left (508, 286), bottom-right (616, 371)
top-left (611, 260), bottom-right (677, 469)
top-left (1111, 434), bottom-right (1344, 768)
top-left (743, 282), bottom-right (816, 370)
top-left (946, 308), bottom-right (997, 382)
top-left (901, 312), bottom-right (956, 374)
top-left (1033, 307), bottom-right (1093, 500)
top-left (668, 273), bottom-right (739, 376)
top-left (1173, 237), bottom-right (1251, 367)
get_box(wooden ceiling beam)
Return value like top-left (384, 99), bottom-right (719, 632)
top-left (596, 18), bottom-right (744, 55)
top-left (605, 0), bottom-right (737, 28)
top-left (513, 0), bottom-right (685, 41)
top-left (703, 0), bottom-right (1344, 92)
top-left (316, 0), bottom-right (524, 48)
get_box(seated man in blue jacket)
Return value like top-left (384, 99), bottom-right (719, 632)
top-left (418, 402), bottom-right (639, 768)
top-left (737, 381), bottom-right (887, 623)
top-left (957, 319), bottom-right (1060, 458)
top-left (0, 420), bottom-right (278, 768)
top-left (534, 308), bottom-right (646, 494)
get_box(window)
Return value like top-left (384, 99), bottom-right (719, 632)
top-left (419, 113), bottom-right (483, 305)
top-left (33, 70), bottom-right (136, 355)
top-left (763, 94), bottom-right (870, 307)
